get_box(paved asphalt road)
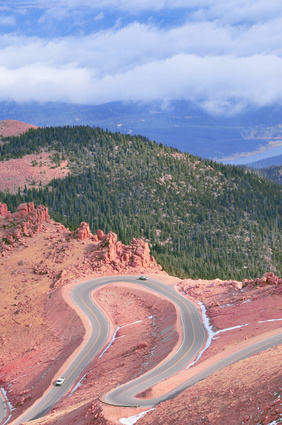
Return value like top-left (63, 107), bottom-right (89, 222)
top-left (8, 276), bottom-right (206, 424)
top-left (4, 275), bottom-right (282, 424)
top-left (106, 331), bottom-right (282, 407)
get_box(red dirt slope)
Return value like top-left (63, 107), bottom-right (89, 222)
top-left (0, 120), bottom-right (70, 194)
top-left (0, 120), bottom-right (38, 138)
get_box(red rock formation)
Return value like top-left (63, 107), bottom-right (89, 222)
top-left (242, 272), bottom-right (282, 287)
top-left (97, 229), bottom-right (105, 240)
top-left (227, 280), bottom-right (243, 290)
top-left (101, 232), bottom-right (156, 269)
top-left (71, 225), bottom-right (161, 275)
top-left (75, 222), bottom-right (93, 240)
top-left (0, 202), bottom-right (8, 215)
top-left (0, 203), bottom-right (50, 256)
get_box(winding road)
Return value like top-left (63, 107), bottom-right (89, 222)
top-left (4, 276), bottom-right (282, 425)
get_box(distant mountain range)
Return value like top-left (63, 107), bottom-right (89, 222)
top-left (247, 154), bottom-right (282, 168)
top-left (1, 100), bottom-right (282, 163)
top-left (239, 155), bottom-right (282, 185)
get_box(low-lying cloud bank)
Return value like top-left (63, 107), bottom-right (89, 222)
top-left (1, 53), bottom-right (281, 114)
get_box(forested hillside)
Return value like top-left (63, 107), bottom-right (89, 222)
top-left (0, 125), bottom-right (281, 280)
top-left (257, 165), bottom-right (282, 185)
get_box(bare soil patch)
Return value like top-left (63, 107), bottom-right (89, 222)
top-left (0, 120), bottom-right (38, 138)
top-left (0, 152), bottom-right (70, 194)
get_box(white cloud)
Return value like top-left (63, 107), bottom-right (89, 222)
top-left (86, 54), bottom-right (282, 111)
top-left (2, 18), bottom-right (282, 71)
top-left (0, 14), bottom-right (16, 26)
top-left (0, 64), bottom-right (93, 103)
top-left (1, 0), bottom-right (282, 113)
top-left (1, 53), bottom-right (282, 114)
top-left (94, 12), bottom-right (104, 21)
top-left (9, 0), bottom-right (282, 19)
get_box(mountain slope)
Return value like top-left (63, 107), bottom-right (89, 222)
top-left (247, 154), bottom-right (282, 168)
top-left (243, 154), bottom-right (282, 185)
top-left (0, 124), bottom-right (281, 280)
top-left (246, 164), bottom-right (282, 185)
top-left (0, 119), bottom-right (38, 138)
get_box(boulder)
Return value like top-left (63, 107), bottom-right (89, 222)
top-left (97, 229), bottom-right (105, 240)
top-left (0, 204), bottom-right (50, 254)
top-left (258, 276), bottom-right (267, 285)
top-left (230, 280), bottom-right (243, 290)
top-left (106, 231), bottom-right (118, 245)
top-left (242, 272), bottom-right (281, 288)
top-left (0, 203), bottom-right (8, 215)
top-left (263, 272), bottom-right (278, 285)
top-left (76, 222), bottom-right (92, 240)
top-left (15, 202), bottom-right (35, 217)
top-left (17, 203), bottom-right (29, 216)
top-left (80, 230), bottom-right (163, 274)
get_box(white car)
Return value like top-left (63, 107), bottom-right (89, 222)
top-left (139, 276), bottom-right (148, 280)
top-left (55, 377), bottom-right (65, 386)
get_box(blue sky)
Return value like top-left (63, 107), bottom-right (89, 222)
top-left (0, 0), bottom-right (282, 114)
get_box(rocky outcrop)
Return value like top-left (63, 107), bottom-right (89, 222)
top-left (227, 280), bottom-right (243, 290)
top-left (51, 225), bottom-right (164, 289)
top-left (93, 230), bottom-right (158, 270)
top-left (0, 202), bottom-right (8, 215)
top-left (74, 222), bottom-right (93, 240)
top-left (72, 225), bottom-right (162, 275)
top-left (177, 272), bottom-right (282, 297)
top-left (243, 272), bottom-right (282, 287)
top-left (0, 202), bottom-right (50, 256)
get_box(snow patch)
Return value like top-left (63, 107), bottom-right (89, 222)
top-left (69, 371), bottom-right (88, 396)
top-left (198, 301), bottom-right (216, 347)
top-left (10, 373), bottom-right (27, 383)
top-left (119, 408), bottom-right (155, 424)
top-left (267, 416), bottom-right (282, 425)
top-left (120, 320), bottom-right (142, 328)
top-left (99, 326), bottom-right (120, 358)
top-left (216, 323), bottom-right (249, 334)
top-left (184, 301), bottom-right (249, 370)
top-left (184, 302), bottom-right (215, 370)
top-left (99, 321), bottom-right (142, 358)
top-left (1, 387), bottom-right (14, 425)
top-left (259, 318), bottom-right (282, 324)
